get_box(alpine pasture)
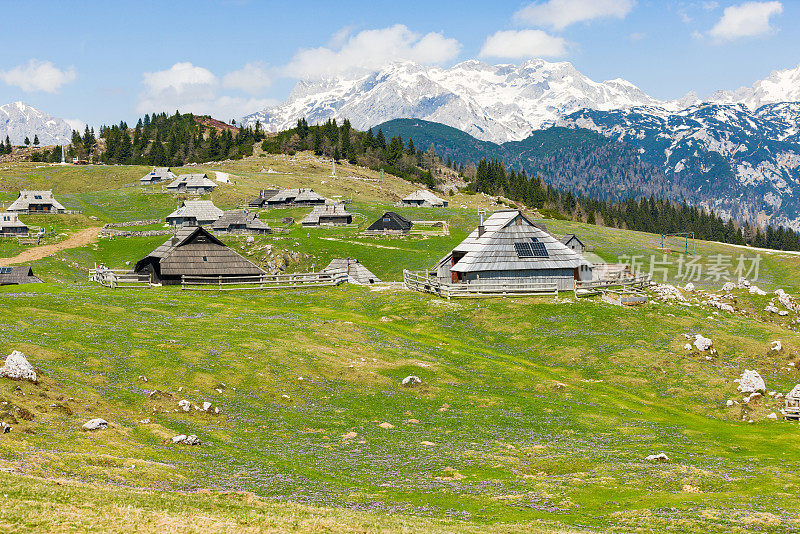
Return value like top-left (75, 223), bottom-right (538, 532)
top-left (1, 154), bottom-right (800, 533)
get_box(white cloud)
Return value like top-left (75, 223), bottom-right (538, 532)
top-left (708, 1), bottom-right (782, 41)
top-left (283, 24), bottom-right (461, 79)
top-left (515, 0), bottom-right (635, 30)
top-left (222, 62), bottom-right (272, 94)
top-left (629, 32), bottom-right (646, 42)
top-left (137, 62), bottom-right (274, 119)
top-left (0, 59), bottom-right (77, 93)
top-left (479, 30), bottom-right (569, 59)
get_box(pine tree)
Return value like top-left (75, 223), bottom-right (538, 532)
top-left (33, 134), bottom-right (39, 146)
top-left (24, 137), bottom-right (30, 146)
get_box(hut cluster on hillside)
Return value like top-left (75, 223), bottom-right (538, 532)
top-left (249, 188), bottom-right (327, 208)
top-left (401, 189), bottom-right (448, 208)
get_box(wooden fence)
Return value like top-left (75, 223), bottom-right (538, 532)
top-left (403, 270), bottom-right (558, 299)
top-left (90, 266), bottom-right (151, 289)
top-left (180, 269), bottom-right (348, 291)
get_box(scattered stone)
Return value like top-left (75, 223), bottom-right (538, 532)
top-left (645, 453), bottom-right (669, 462)
top-left (378, 422), bottom-right (394, 429)
top-left (684, 343), bottom-right (693, 351)
top-left (771, 340), bottom-right (782, 352)
top-left (202, 402), bottom-right (212, 412)
top-left (721, 282), bottom-right (736, 292)
top-left (767, 412), bottom-right (778, 420)
top-left (693, 334), bottom-right (713, 352)
top-left (138, 375), bottom-right (148, 382)
top-left (765, 304), bottom-right (780, 314)
top-left (0, 351), bottom-right (37, 383)
top-left (342, 431), bottom-right (358, 440)
top-left (183, 434), bottom-right (201, 446)
top-left (737, 370), bottom-right (766, 394)
top-left (401, 375), bottom-right (422, 387)
top-left (178, 400), bottom-right (191, 412)
top-left (1, 422), bottom-right (10, 434)
top-left (139, 419), bottom-right (150, 424)
top-left (749, 286), bottom-right (766, 296)
top-left (420, 441), bottom-right (436, 446)
top-left (652, 284), bottom-right (686, 301)
top-left (684, 282), bottom-right (695, 292)
top-left (82, 418), bottom-right (108, 431)
top-left (726, 400), bottom-right (734, 407)
top-left (171, 434), bottom-right (187, 444)
top-left (780, 310), bottom-right (790, 316)
top-left (737, 278), bottom-right (751, 289)
top-left (682, 484), bottom-right (702, 493)
top-left (406, 418), bottom-right (419, 424)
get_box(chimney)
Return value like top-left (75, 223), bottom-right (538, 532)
top-left (477, 210), bottom-right (485, 237)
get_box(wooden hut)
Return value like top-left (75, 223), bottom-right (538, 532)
top-left (560, 234), bottom-right (586, 253)
top-left (6, 191), bottom-right (66, 214)
top-left (166, 200), bottom-right (224, 227)
top-left (784, 384), bottom-right (800, 420)
top-left (323, 258), bottom-right (381, 284)
top-left (401, 189), bottom-right (448, 207)
top-left (134, 226), bottom-right (263, 285)
top-left (300, 204), bottom-right (352, 226)
top-left (211, 210), bottom-right (272, 234)
top-left (250, 188), bottom-right (327, 208)
top-left (166, 174), bottom-right (217, 194)
top-left (434, 210), bottom-right (592, 291)
top-left (140, 166), bottom-right (176, 185)
top-left (366, 211), bottom-right (413, 235)
top-left (0, 266), bottom-right (42, 285)
top-left (0, 212), bottom-right (28, 236)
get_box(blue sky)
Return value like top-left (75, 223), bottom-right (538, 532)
top-left (1, 0), bottom-right (798, 128)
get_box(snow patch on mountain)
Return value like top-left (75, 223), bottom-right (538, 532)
top-left (0, 101), bottom-right (78, 145)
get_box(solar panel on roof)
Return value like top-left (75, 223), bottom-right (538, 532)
top-left (515, 239), bottom-right (549, 258)
top-left (514, 242), bottom-right (534, 258)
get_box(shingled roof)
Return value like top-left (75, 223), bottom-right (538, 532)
top-left (367, 211), bottom-right (413, 232)
top-left (0, 266), bottom-right (42, 285)
top-left (0, 212), bottom-right (28, 232)
top-left (166, 200), bottom-right (224, 225)
top-left (402, 189), bottom-right (448, 207)
top-left (300, 203), bottom-right (352, 226)
top-left (166, 173), bottom-right (217, 192)
top-left (211, 210), bottom-right (271, 233)
top-left (439, 210), bottom-right (585, 274)
top-left (140, 166), bottom-right (176, 184)
top-left (6, 191), bottom-right (66, 213)
top-left (324, 258), bottom-right (381, 284)
top-left (135, 226), bottom-right (263, 282)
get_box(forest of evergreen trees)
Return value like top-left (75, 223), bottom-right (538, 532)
top-left (471, 158), bottom-right (800, 252)
top-left (30, 112), bottom-right (266, 166)
top-left (261, 118), bottom-right (438, 187)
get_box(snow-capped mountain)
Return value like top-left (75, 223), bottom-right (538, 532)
top-left (708, 63), bottom-right (800, 110)
top-left (243, 59), bottom-right (660, 142)
top-left (0, 101), bottom-right (78, 146)
top-left (559, 102), bottom-right (800, 229)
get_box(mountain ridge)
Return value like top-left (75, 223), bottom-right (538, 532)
top-left (0, 101), bottom-right (79, 146)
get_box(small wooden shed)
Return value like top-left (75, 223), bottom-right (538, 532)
top-left (0, 212), bottom-right (28, 236)
top-left (166, 200), bottom-right (224, 227)
top-left (140, 166), bottom-right (176, 185)
top-left (323, 258), bottom-right (381, 284)
top-left (785, 384), bottom-right (800, 420)
top-left (134, 226), bottom-right (263, 285)
top-left (0, 266), bottom-right (42, 285)
top-left (401, 189), bottom-right (448, 207)
top-left (366, 211), bottom-right (413, 234)
top-left (166, 174), bottom-right (217, 194)
top-left (300, 204), bottom-right (352, 226)
top-left (211, 210), bottom-right (272, 234)
top-left (6, 191), bottom-right (66, 214)
top-left (560, 234), bottom-right (586, 253)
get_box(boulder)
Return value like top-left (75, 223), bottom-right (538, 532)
top-left (749, 286), bottom-right (766, 296)
top-left (684, 282), bottom-right (695, 292)
top-left (645, 453), bottom-right (669, 462)
top-left (171, 434), bottom-right (187, 444)
top-left (771, 340), bottom-right (782, 352)
top-left (693, 334), bottom-right (713, 352)
top-left (401, 375), bottom-right (422, 387)
top-left (178, 400), bottom-right (191, 412)
top-left (721, 282), bottom-right (736, 292)
top-left (1, 422), bottom-right (10, 434)
top-left (82, 418), bottom-right (108, 431)
top-left (767, 412), bottom-right (778, 420)
top-left (0, 351), bottom-right (37, 383)
top-left (737, 370), bottom-right (766, 394)
top-left (183, 434), bottom-right (201, 446)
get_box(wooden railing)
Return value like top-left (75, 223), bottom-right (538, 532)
top-left (575, 274), bottom-right (651, 292)
top-left (403, 270), bottom-right (558, 299)
top-left (90, 266), bottom-right (151, 289)
top-left (181, 269), bottom-right (348, 291)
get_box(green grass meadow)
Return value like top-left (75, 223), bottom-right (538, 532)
top-left (1, 157), bottom-right (800, 532)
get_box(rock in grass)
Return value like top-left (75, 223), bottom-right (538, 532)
top-left (178, 400), bottom-right (191, 412)
top-left (693, 334), bottom-right (713, 352)
top-left (82, 418), bottom-right (108, 431)
top-left (737, 370), bottom-right (766, 394)
top-left (767, 412), bottom-right (778, 420)
top-left (721, 282), bottom-right (736, 292)
top-left (401, 375), bottom-right (422, 387)
top-left (0, 351), bottom-right (37, 383)
top-left (684, 282), bottom-right (695, 292)
top-left (378, 422), bottom-right (395, 429)
top-left (172, 434), bottom-right (200, 445)
top-left (1, 422), bottom-right (10, 434)
top-left (645, 453), bottom-right (669, 462)
top-left (771, 340), bottom-right (782, 352)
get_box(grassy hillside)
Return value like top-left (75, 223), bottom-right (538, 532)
top-left (1, 155), bottom-right (800, 533)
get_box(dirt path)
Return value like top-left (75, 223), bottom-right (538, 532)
top-left (0, 227), bottom-right (102, 266)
